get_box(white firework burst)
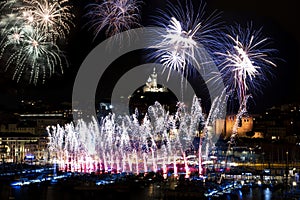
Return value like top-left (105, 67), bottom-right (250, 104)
top-left (0, 0), bottom-right (74, 84)
top-left (20, 0), bottom-right (75, 41)
top-left (4, 26), bottom-right (64, 85)
top-left (215, 23), bottom-right (277, 106)
top-left (150, 0), bottom-right (221, 80)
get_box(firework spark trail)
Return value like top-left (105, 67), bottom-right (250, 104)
top-left (0, 26), bottom-right (24, 58)
top-left (84, 0), bottom-right (142, 40)
top-left (215, 24), bottom-right (277, 183)
top-left (215, 23), bottom-right (277, 108)
top-left (20, 0), bottom-right (75, 42)
top-left (149, 0), bottom-right (222, 81)
top-left (0, 0), bottom-right (74, 84)
top-left (0, 0), bottom-right (18, 11)
top-left (5, 26), bottom-right (64, 85)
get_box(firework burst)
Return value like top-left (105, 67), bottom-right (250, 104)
top-left (149, 0), bottom-right (221, 80)
top-left (214, 24), bottom-right (278, 178)
top-left (0, 0), bottom-right (74, 84)
top-left (84, 0), bottom-right (142, 40)
top-left (215, 23), bottom-right (277, 107)
top-left (19, 0), bottom-right (75, 42)
top-left (3, 26), bottom-right (64, 85)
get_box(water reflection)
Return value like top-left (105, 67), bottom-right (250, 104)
top-left (264, 188), bottom-right (272, 200)
top-left (2, 183), bottom-right (289, 200)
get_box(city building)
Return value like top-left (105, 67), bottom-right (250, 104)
top-left (224, 115), bottom-right (254, 138)
top-left (0, 132), bottom-right (48, 164)
top-left (0, 123), bottom-right (36, 135)
top-left (253, 103), bottom-right (300, 141)
top-left (19, 113), bottom-right (69, 135)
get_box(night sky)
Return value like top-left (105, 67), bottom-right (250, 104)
top-left (0, 0), bottom-right (299, 113)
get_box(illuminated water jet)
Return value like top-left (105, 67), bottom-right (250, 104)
top-left (48, 94), bottom-right (227, 177)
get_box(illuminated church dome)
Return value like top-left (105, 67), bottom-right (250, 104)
top-left (129, 68), bottom-right (177, 118)
top-left (143, 68), bottom-right (168, 93)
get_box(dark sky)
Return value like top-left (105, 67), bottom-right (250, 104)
top-left (0, 0), bottom-right (299, 113)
